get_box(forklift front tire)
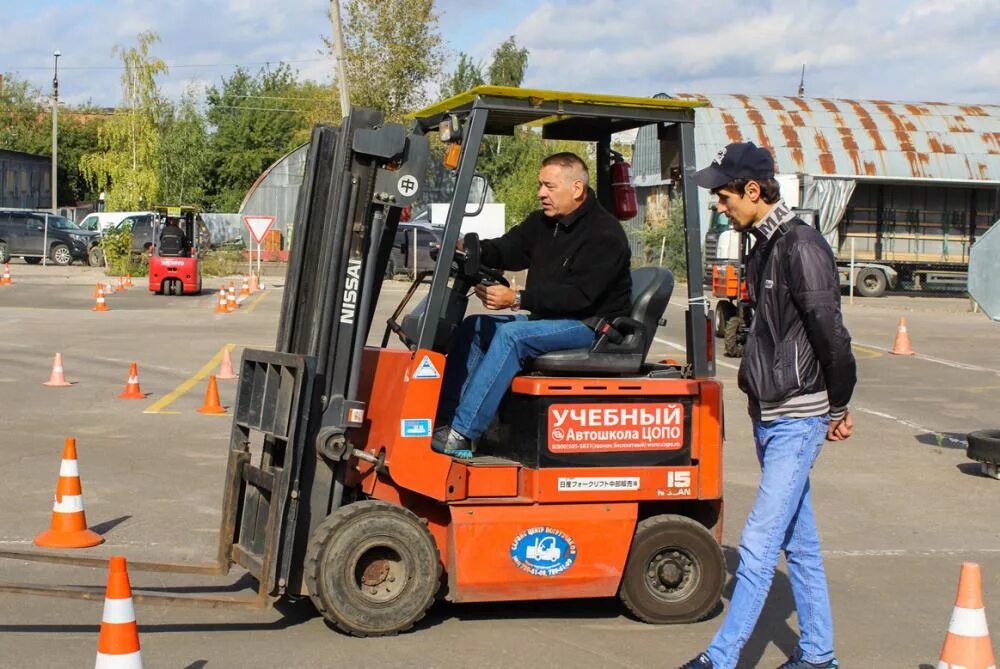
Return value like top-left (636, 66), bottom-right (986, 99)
top-left (304, 500), bottom-right (441, 637)
top-left (619, 514), bottom-right (725, 624)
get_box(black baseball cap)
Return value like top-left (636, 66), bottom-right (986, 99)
top-left (692, 141), bottom-right (775, 190)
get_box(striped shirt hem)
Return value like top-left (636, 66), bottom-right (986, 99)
top-left (759, 391), bottom-right (830, 421)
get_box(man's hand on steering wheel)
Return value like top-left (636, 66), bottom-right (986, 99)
top-left (475, 278), bottom-right (518, 310)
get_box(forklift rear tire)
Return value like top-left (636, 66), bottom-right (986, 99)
top-left (619, 514), bottom-right (725, 624)
top-left (304, 500), bottom-right (441, 637)
top-left (715, 301), bottom-right (737, 338)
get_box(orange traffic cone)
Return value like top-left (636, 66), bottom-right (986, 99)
top-left (214, 288), bottom-right (228, 314)
top-left (1, 262), bottom-right (12, 285)
top-left (105, 281), bottom-right (116, 295)
top-left (93, 285), bottom-right (110, 311)
top-left (226, 282), bottom-right (238, 312)
top-left (125, 273), bottom-right (133, 288)
top-left (248, 272), bottom-right (259, 294)
top-left (890, 317), bottom-right (914, 355)
top-left (937, 562), bottom-right (995, 669)
top-left (217, 348), bottom-right (238, 380)
top-left (239, 274), bottom-right (250, 299)
top-left (95, 556), bottom-right (143, 669)
top-left (93, 282), bottom-right (103, 298)
top-left (43, 352), bottom-right (72, 387)
top-left (118, 362), bottom-right (145, 399)
top-left (117, 275), bottom-right (125, 291)
top-left (197, 375), bottom-right (226, 414)
top-left (34, 437), bottom-right (103, 548)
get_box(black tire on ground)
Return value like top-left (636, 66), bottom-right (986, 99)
top-left (715, 301), bottom-right (737, 338)
top-left (855, 268), bottom-right (887, 298)
top-left (967, 430), bottom-right (1000, 463)
top-left (304, 500), bottom-right (441, 637)
top-left (723, 315), bottom-right (744, 357)
top-left (88, 247), bottom-right (105, 267)
top-left (619, 514), bottom-right (725, 624)
top-left (0, 241), bottom-right (9, 264)
top-left (50, 244), bottom-right (72, 266)
top-left (23, 256), bottom-right (42, 264)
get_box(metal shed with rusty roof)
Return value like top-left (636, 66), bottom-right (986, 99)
top-left (631, 93), bottom-right (1000, 287)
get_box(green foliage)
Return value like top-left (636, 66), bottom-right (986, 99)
top-left (440, 53), bottom-right (484, 99)
top-left (0, 72), bottom-right (104, 205)
top-left (158, 89), bottom-right (210, 205)
top-left (204, 64), bottom-right (308, 212)
top-left (99, 227), bottom-right (148, 277)
top-left (487, 37), bottom-right (529, 88)
top-left (337, 0), bottom-right (444, 120)
top-left (80, 31), bottom-right (168, 210)
top-left (642, 194), bottom-right (688, 277)
top-left (200, 248), bottom-right (244, 277)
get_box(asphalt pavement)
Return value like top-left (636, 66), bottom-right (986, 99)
top-left (1, 260), bottom-right (998, 668)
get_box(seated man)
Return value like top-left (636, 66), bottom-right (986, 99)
top-left (157, 219), bottom-right (189, 257)
top-left (433, 152), bottom-right (632, 458)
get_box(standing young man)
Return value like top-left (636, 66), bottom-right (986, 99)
top-left (680, 142), bottom-right (857, 669)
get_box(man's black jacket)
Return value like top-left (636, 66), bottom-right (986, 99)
top-left (739, 218), bottom-right (857, 416)
top-left (480, 191), bottom-right (632, 322)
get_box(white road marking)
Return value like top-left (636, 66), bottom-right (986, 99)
top-left (853, 340), bottom-right (1000, 375)
top-left (856, 407), bottom-right (967, 447)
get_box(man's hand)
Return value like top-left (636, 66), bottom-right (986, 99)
top-left (827, 410), bottom-right (853, 441)
top-left (475, 278), bottom-right (517, 310)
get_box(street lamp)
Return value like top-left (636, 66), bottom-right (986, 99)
top-left (51, 50), bottom-right (60, 214)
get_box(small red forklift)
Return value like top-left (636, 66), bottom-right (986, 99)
top-left (148, 205), bottom-right (203, 295)
top-left (1, 87), bottom-right (725, 637)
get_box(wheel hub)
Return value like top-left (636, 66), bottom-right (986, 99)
top-left (647, 549), bottom-right (694, 594)
top-left (360, 559), bottom-right (391, 587)
top-left (353, 545), bottom-right (405, 603)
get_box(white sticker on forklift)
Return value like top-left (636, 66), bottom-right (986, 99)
top-left (557, 477), bottom-right (639, 492)
top-left (413, 355), bottom-right (440, 379)
top-left (400, 419), bottom-right (432, 438)
top-left (509, 526), bottom-right (577, 577)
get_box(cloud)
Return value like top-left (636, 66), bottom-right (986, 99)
top-left (2, 0), bottom-right (997, 109)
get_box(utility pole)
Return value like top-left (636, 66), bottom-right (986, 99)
top-left (51, 50), bottom-right (60, 214)
top-left (329, 0), bottom-right (351, 117)
top-left (798, 63), bottom-right (806, 97)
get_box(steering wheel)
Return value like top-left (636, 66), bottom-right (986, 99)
top-left (459, 233), bottom-right (509, 287)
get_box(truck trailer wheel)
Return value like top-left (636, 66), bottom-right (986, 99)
top-left (88, 247), bottom-right (105, 267)
top-left (855, 268), bottom-right (887, 298)
top-left (619, 514), bottom-right (725, 624)
top-left (715, 301), bottom-right (737, 338)
top-left (304, 500), bottom-right (441, 637)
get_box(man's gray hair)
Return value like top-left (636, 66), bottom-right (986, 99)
top-left (542, 152), bottom-right (590, 187)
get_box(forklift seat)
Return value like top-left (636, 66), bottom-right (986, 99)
top-left (525, 266), bottom-right (674, 375)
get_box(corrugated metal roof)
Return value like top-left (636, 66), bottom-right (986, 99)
top-left (238, 143), bottom-right (308, 245)
top-left (633, 93), bottom-right (1000, 186)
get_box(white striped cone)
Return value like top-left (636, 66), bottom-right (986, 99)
top-left (938, 562), bottom-right (996, 669)
top-left (33, 437), bottom-right (103, 548)
top-left (95, 556), bottom-right (143, 668)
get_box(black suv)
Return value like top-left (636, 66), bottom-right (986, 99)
top-left (388, 222), bottom-right (442, 277)
top-left (0, 210), bottom-right (97, 265)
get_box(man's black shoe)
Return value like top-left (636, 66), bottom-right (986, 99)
top-left (678, 653), bottom-right (713, 669)
top-left (776, 651), bottom-right (839, 669)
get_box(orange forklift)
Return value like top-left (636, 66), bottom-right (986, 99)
top-left (0, 87), bottom-right (725, 637)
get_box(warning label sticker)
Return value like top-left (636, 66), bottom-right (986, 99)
top-left (547, 403), bottom-right (685, 454)
top-left (557, 477), bottom-right (640, 492)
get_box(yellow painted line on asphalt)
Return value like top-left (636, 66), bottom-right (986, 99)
top-left (851, 344), bottom-right (882, 359)
top-left (242, 291), bottom-right (269, 314)
top-left (143, 344), bottom-right (235, 414)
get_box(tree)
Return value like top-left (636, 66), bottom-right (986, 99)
top-left (158, 89), bottom-right (209, 205)
top-left (204, 64), bottom-right (308, 211)
top-left (642, 194), bottom-right (688, 276)
top-left (487, 37), bottom-right (528, 88)
top-left (335, 0), bottom-right (444, 120)
top-left (440, 53), bottom-right (484, 99)
top-left (80, 31), bottom-right (167, 210)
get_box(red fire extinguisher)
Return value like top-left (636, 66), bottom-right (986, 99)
top-left (610, 152), bottom-right (638, 221)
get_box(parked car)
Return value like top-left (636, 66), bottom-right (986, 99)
top-left (388, 222), bottom-right (442, 277)
top-left (77, 211), bottom-right (148, 235)
top-left (112, 213), bottom-right (157, 254)
top-left (0, 210), bottom-right (97, 265)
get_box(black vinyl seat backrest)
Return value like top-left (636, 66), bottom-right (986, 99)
top-left (526, 266), bottom-right (675, 375)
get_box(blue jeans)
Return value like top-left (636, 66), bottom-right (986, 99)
top-left (706, 415), bottom-right (833, 668)
top-left (437, 314), bottom-right (595, 440)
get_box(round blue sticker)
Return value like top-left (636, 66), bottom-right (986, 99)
top-left (509, 526), bottom-right (577, 577)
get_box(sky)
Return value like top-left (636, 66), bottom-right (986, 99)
top-left (2, 0), bottom-right (998, 109)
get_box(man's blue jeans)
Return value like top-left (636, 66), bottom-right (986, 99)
top-left (437, 314), bottom-right (595, 440)
top-left (706, 415), bottom-right (834, 668)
